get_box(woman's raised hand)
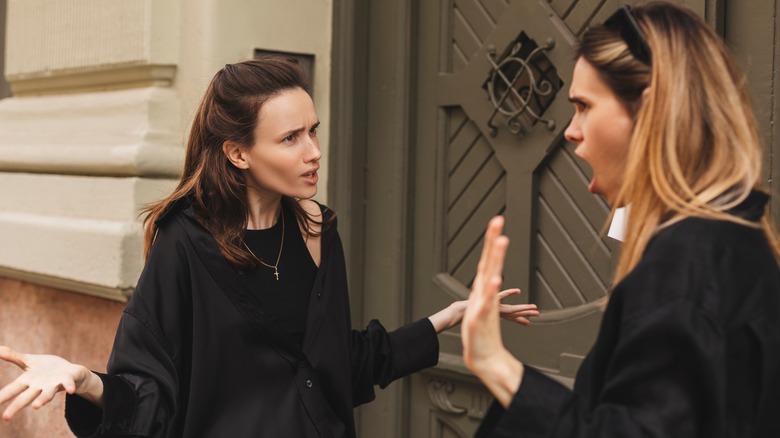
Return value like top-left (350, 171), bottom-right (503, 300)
top-left (461, 216), bottom-right (524, 408)
top-left (0, 346), bottom-right (103, 421)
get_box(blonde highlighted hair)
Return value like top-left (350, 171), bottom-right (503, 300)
top-left (577, 2), bottom-right (780, 286)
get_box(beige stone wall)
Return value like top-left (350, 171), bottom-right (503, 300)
top-left (0, 0), bottom-right (333, 298)
top-left (0, 0), bottom-right (184, 300)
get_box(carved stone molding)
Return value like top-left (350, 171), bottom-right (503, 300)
top-left (428, 380), bottom-right (467, 415)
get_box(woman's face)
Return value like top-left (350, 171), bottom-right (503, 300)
top-left (242, 87), bottom-right (321, 200)
top-left (564, 57), bottom-right (634, 207)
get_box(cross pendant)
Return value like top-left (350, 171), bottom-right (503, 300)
top-left (274, 268), bottom-right (279, 281)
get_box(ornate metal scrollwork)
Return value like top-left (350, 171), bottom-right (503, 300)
top-left (484, 32), bottom-right (562, 137)
top-left (428, 380), bottom-right (467, 415)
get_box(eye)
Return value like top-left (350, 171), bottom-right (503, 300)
top-left (309, 126), bottom-right (318, 136)
top-left (283, 133), bottom-right (297, 144)
top-left (573, 101), bottom-right (585, 112)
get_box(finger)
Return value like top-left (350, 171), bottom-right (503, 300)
top-left (501, 310), bottom-right (540, 319)
top-left (63, 379), bottom-right (77, 395)
top-left (483, 235), bottom-right (509, 289)
top-left (500, 312), bottom-right (541, 321)
top-left (498, 311), bottom-right (534, 322)
top-left (477, 216), bottom-right (503, 269)
top-left (2, 387), bottom-right (41, 421)
top-left (476, 216), bottom-right (505, 280)
top-left (32, 383), bottom-right (63, 409)
top-left (498, 303), bottom-right (539, 313)
top-left (483, 274), bottom-right (505, 308)
top-left (0, 380), bottom-right (28, 406)
top-left (0, 346), bottom-right (27, 370)
top-left (496, 288), bottom-right (521, 300)
top-left (470, 275), bottom-right (503, 319)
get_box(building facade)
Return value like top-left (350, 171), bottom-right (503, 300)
top-left (2, 0), bottom-right (779, 437)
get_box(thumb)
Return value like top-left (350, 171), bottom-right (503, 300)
top-left (0, 346), bottom-right (28, 370)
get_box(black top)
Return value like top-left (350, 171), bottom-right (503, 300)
top-left (476, 190), bottom-right (780, 437)
top-left (240, 202), bottom-right (317, 347)
top-left (64, 199), bottom-right (440, 438)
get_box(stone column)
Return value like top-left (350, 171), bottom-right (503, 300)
top-left (0, 0), bottom-right (182, 301)
top-left (0, 1), bottom-right (181, 436)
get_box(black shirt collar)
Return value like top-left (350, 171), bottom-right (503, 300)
top-left (727, 189), bottom-right (769, 222)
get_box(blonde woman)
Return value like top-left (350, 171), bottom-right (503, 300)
top-left (463, 2), bottom-right (780, 437)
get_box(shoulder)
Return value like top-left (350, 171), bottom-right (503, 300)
top-left (298, 198), bottom-right (324, 218)
top-left (147, 202), bottom-right (203, 261)
top-left (644, 216), bottom-right (767, 269)
top-left (615, 216), bottom-right (774, 319)
top-left (297, 198), bottom-right (338, 230)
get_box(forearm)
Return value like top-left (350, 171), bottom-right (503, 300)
top-left (428, 301), bottom-right (467, 333)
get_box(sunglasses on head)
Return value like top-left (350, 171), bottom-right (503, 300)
top-left (603, 5), bottom-right (652, 65)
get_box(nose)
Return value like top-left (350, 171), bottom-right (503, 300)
top-left (305, 135), bottom-right (321, 163)
top-left (564, 118), bottom-right (582, 144)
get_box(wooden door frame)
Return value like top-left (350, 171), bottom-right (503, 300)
top-left (330, 0), bottom-right (369, 329)
top-left (330, 0), bottom-right (417, 436)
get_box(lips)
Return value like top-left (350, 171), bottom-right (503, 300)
top-left (301, 168), bottom-right (319, 185)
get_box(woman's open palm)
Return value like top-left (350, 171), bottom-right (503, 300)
top-left (462, 216), bottom-right (511, 373)
top-left (0, 346), bottom-right (94, 421)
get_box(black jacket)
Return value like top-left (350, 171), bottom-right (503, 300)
top-left (65, 201), bottom-right (439, 437)
top-left (477, 191), bottom-right (780, 437)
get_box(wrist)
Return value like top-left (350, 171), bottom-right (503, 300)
top-left (77, 371), bottom-right (105, 408)
top-left (447, 300), bottom-right (467, 328)
top-left (429, 300), bottom-right (467, 333)
top-left (474, 349), bottom-right (523, 408)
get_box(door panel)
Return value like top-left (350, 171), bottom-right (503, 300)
top-left (408, 1), bottom-right (637, 436)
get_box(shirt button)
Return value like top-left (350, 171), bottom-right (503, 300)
top-left (298, 361), bottom-right (306, 368)
top-left (306, 379), bottom-right (313, 388)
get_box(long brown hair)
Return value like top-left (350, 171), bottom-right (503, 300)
top-left (142, 58), bottom-right (326, 270)
top-left (577, 2), bottom-right (780, 286)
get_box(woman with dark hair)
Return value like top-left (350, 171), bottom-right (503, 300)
top-left (462, 2), bottom-right (780, 437)
top-left (0, 57), bottom-right (539, 437)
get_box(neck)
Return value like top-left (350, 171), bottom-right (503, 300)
top-left (245, 189), bottom-right (283, 230)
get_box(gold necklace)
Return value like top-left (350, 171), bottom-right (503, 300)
top-left (242, 209), bottom-right (285, 280)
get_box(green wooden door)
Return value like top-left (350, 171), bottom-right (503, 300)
top-left (408, 1), bottom-right (619, 436)
top-left (403, 1), bottom-right (711, 437)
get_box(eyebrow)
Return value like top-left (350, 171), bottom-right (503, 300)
top-left (281, 121), bottom-right (320, 138)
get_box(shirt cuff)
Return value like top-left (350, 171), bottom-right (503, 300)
top-left (475, 366), bottom-right (570, 438)
top-left (388, 317), bottom-right (440, 379)
top-left (65, 372), bottom-right (138, 437)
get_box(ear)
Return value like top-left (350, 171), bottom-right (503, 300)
top-left (222, 141), bottom-right (250, 169)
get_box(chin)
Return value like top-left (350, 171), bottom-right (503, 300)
top-left (291, 189), bottom-right (318, 200)
top-left (594, 190), bottom-right (613, 208)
